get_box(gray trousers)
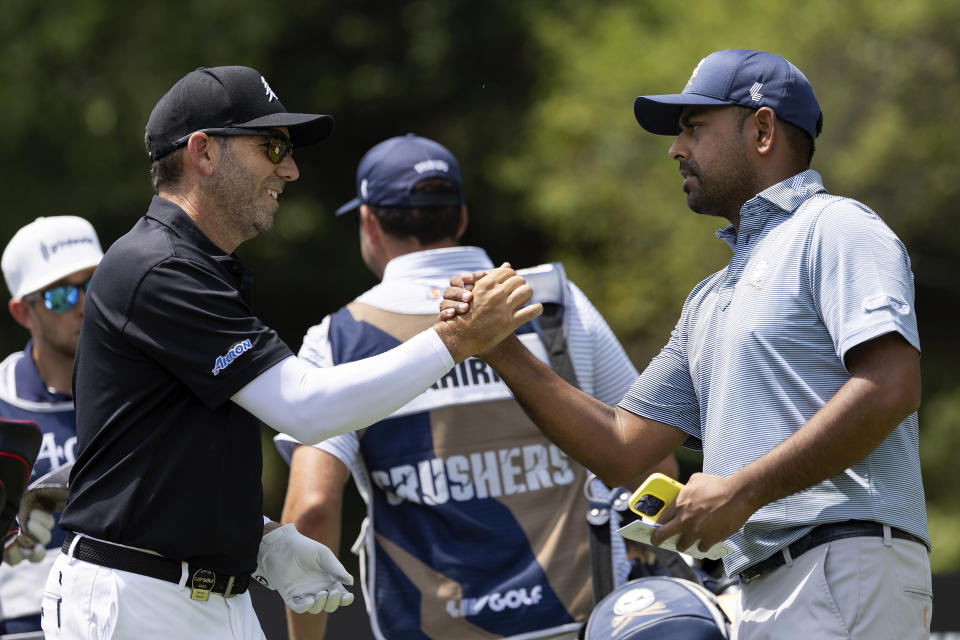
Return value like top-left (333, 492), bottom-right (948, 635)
top-left (734, 527), bottom-right (932, 639)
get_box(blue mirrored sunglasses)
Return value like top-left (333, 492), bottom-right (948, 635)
top-left (26, 279), bottom-right (91, 314)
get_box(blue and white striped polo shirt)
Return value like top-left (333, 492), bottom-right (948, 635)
top-left (619, 170), bottom-right (928, 576)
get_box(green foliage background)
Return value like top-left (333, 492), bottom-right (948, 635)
top-left (2, 1), bottom-right (957, 572)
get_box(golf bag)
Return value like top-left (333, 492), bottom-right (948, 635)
top-left (582, 575), bottom-right (731, 639)
top-left (581, 474), bottom-right (734, 639)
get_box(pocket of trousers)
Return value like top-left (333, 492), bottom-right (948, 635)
top-left (815, 543), bottom-right (854, 636)
top-left (903, 585), bottom-right (933, 632)
top-left (41, 571), bottom-right (64, 634)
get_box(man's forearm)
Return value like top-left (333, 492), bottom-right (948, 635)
top-left (282, 447), bottom-right (349, 640)
top-left (484, 336), bottom-right (683, 486)
top-left (234, 330), bottom-right (453, 444)
top-left (287, 601), bottom-right (332, 639)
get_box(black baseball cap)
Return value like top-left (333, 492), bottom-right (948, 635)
top-left (335, 134), bottom-right (464, 215)
top-left (634, 49), bottom-right (822, 139)
top-left (145, 66), bottom-right (334, 160)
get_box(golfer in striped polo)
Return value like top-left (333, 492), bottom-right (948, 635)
top-left (443, 49), bottom-right (931, 639)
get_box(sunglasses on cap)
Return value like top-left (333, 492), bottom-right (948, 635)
top-left (24, 279), bottom-right (92, 314)
top-left (172, 128), bottom-right (294, 164)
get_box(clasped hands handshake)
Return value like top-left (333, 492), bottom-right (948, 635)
top-left (434, 263), bottom-right (541, 361)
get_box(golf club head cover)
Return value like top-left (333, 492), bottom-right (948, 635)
top-left (0, 418), bottom-right (43, 547)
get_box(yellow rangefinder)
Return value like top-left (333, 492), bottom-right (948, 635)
top-left (627, 473), bottom-right (685, 522)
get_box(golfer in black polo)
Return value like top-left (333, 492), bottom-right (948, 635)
top-left (43, 66), bottom-right (538, 640)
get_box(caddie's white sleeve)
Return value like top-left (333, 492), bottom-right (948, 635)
top-left (232, 328), bottom-right (453, 444)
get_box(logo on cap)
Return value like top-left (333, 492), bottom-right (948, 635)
top-left (750, 82), bottom-right (764, 102)
top-left (687, 58), bottom-right (706, 86)
top-left (613, 587), bottom-right (657, 614)
top-left (40, 237), bottom-right (97, 262)
top-left (261, 76), bottom-right (278, 102)
top-left (414, 159), bottom-right (449, 174)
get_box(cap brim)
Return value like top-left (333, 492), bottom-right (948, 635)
top-left (235, 113), bottom-right (335, 147)
top-left (334, 197), bottom-right (362, 216)
top-left (633, 93), bottom-right (732, 135)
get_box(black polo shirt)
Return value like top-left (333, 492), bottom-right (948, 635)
top-left (61, 196), bottom-right (292, 574)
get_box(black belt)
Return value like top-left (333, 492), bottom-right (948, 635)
top-left (739, 520), bottom-right (925, 583)
top-left (62, 532), bottom-right (250, 597)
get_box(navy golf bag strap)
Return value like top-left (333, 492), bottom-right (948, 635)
top-left (539, 300), bottom-right (578, 388)
top-left (518, 262), bottom-right (579, 389)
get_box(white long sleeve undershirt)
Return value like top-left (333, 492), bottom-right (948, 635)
top-left (232, 328), bottom-right (453, 444)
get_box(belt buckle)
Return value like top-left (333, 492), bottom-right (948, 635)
top-left (740, 563), bottom-right (770, 584)
top-left (190, 568), bottom-right (216, 601)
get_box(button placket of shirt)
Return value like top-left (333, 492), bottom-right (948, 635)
top-left (718, 204), bottom-right (764, 310)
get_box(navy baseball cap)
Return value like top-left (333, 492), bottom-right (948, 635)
top-left (335, 134), bottom-right (465, 215)
top-left (633, 49), bottom-right (822, 139)
top-left (145, 66), bottom-right (334, 160)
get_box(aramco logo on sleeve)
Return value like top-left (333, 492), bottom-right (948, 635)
top-left (211, 339), bottom-right (253, 376)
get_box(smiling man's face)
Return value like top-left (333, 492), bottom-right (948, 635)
top-left (211, 127), bottom-right (299, 240)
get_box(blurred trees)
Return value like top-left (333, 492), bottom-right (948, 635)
top-left (1, 0), bottom-right (957, 570)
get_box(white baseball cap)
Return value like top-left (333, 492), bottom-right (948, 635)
top-left (2, 216), bottom-right (104, 300)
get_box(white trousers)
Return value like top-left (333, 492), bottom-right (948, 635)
top-left (40, 552), bottom-right (266, 640)
top-left (734, 530), bottom-right (932, 640)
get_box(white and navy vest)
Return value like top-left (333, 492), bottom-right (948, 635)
top-left (330, 270), bottom-right (592, 639)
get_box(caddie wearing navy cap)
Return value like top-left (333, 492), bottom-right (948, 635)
top-left (333, 133), bottom-right (467, 215)
top-left (42, 67), bottom-right (540, 640)
top-left (442, 49), bottom-right (931, 638)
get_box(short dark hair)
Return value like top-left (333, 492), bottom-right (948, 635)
top-left (145, 133), bottom-right (243, 193)
top-left (146, 131), bottom-right (184, 192)
top-left (368, 178), bottom-right (462, 244)
top-left (734, 105), bottom-right (816, 167)
top-left (780, 118), bottom-right (816, 167)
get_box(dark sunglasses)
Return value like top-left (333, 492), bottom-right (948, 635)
top-left (172, 128), bottom-right (294, 164)
top-left (25, 279), bottom-right (92, 314)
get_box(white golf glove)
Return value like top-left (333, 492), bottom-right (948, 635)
top-left (252, 523), bottom-right (355, 614)
top-left (2, 509), bottom-right (53, 565)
